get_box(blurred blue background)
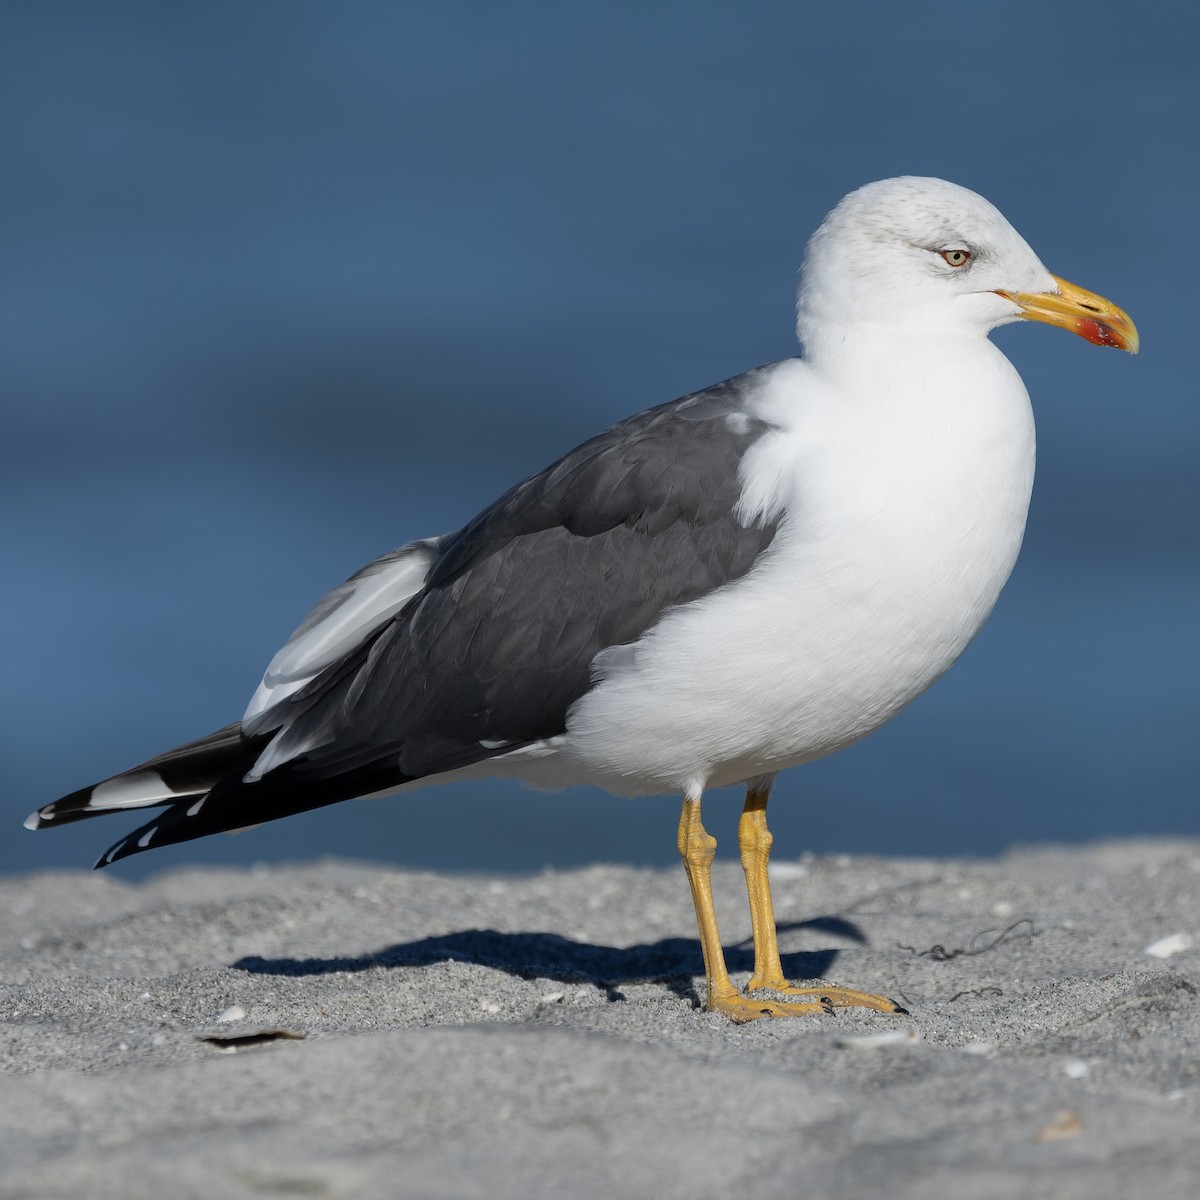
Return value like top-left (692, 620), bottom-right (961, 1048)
top-left (3, 2), bottom-right (1195, 879)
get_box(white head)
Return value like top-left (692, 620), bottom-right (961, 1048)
top-left (796, 177), bottom-right (1137, 361)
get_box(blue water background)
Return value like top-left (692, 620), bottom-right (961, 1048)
top-left (3, 3), bottom-right (1196, 878)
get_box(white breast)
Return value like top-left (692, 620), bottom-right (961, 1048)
top-left (558, 342), bottom-right (1036, 796)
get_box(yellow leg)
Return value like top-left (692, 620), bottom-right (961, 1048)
top-left (677, 795), bottom-right (829, 1022)
top-left (737, 785), bottom-right (907, 1015)
top-left (739, 784), bottom-right (788, 989)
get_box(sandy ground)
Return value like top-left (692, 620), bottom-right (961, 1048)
top-left (2, 841), bottom-right (1199, 1199)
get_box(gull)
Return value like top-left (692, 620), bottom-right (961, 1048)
top-left (26, 177), bottom-right (1138, 1022)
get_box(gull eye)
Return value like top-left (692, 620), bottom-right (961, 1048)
top-left (940, 248), bottom-right (971, 268)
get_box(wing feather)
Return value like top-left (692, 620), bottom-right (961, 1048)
top-left (88, 364), bottom-right (789, 864)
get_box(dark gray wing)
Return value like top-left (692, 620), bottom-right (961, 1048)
top-left (263, 366), bottom-right (782, 778)
top-left (99, 365), bottom-right (784, 861)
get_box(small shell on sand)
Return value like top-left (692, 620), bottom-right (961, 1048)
top-left (1144, 933), bottom-right (1194, 959)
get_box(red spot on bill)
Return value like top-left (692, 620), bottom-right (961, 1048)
top-left (1075, 317), bottom-right (1122, 348)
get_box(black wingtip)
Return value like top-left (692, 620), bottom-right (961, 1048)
top-left (93, 837), bottom-right (129, 870)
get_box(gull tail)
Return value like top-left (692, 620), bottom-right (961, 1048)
top-left (92, 756), bottom-right (413, 870)
top-left (24, 723), bottom-right (270, 833)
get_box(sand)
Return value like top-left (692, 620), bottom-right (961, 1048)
top-left (2, 841), bottom-right (1199, 1198)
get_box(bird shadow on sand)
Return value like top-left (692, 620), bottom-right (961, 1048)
top-left (233, 915), bottom-right (866, 1007)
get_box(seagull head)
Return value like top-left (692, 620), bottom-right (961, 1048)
top-left (797, 176), bottom-right (1138, 359)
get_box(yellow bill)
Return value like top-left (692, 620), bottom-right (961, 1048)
top-left (997, 274), bottom-right (1139, 353)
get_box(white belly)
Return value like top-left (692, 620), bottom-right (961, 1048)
top-left (545, 346), bottom-right (1037, 797)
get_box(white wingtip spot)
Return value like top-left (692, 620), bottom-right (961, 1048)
top-left (23, 811), bottom-right (45, 831)
top-left (137, 827), bottom-right (158, 849)
top-left (89, 771), bottom-right (186, 811)
top-left (97, 841), bottom-right (127, 868)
